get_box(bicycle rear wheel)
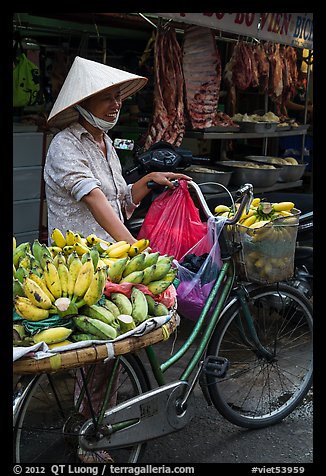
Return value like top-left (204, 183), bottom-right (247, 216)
top-left (206, 283), bottom-right (313, 428)
top-left (14, 354), bottom-right (150, 463)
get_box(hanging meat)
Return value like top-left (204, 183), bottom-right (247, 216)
top-left (254, 43), bottom-right (270, 93)
top-left (143, 25), bottom-right (185, 150)
top-left (182, 25), bottom-right (222, 129)
top-left (280, 46), bottom-right (299, 116)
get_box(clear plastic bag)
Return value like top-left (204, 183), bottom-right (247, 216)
top-left (175, 216), bottom-right (226, 321)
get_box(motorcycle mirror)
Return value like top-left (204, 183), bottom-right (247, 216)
top-left (114, 138), bottom-right (134, 150)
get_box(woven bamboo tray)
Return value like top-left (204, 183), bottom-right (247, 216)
top-left (13, 312), bottom-right (178, 375)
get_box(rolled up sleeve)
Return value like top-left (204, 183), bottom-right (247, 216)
top-left (72, 177), bottom-right (101, 201)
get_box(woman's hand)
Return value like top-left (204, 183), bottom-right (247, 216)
top-left (145, 171), bottom-right (192, 189)
top-left (131, 171), bottom-right (192, 204)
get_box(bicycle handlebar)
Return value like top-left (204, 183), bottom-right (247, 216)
top-left (187, 180), bottom-right (253, 225)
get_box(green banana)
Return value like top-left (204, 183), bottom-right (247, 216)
top-left (81, 250), bottom-right (91, 264)
top-left (13, 278), bottom-right (25, 299)
top-left (122, 253), bottom-right (146, 277)
top-left (120, 270), bottom-right (144, 284)
top-left (72, 333), bottom-right (98, 342)
top-left (145, 294), bottom-right (157, 315)
top-left (80, 303), bottom-right (118, 327)
top-left (117, 314), bottom-right (136, 333)
top-left (15, 265), bottom-right (28, 283)
top-left (156, 255), bottom-right (174, 266)
top-left (110, 292), bottom-right (133, 315)
top-left (107, 257), bottom-right (129, 284)
top-left (153, 302), bottom-right (169, 316)
top-left (143, 251), bottom-right (160, 268)
top-left (130, 287), bottom-right (148, 324)
top-left (150, 262), bottom-right (171, 281)
top-left (146, 280), bottom-right (172, 295)
top-left (102, 298), bottom-right (120, 318)
top-left (13, 241), bottom-right (31, 268)
top-left (89, 247), bottom-right (100, 269)
top-left (73, 315), bottom-right (117, 340)
top-left (142, 264), bottom-right (158, 285)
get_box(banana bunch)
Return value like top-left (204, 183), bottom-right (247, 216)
top-left (51, 227), bottom-right (150, 259)
top-left (13, 238), bottom-right (109, 321)
top-left (214, 199), bottom-right (296, 229)
top-left (105, 251), bottom-right (177, 294)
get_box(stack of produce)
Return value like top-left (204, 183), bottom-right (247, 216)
top-left (13, 229), bottom-right (177, 347)
top-left (214, 198), bottom-right (300, 283)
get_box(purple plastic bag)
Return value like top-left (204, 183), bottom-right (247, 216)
top-left (175, 216), bottom-right (226, 321)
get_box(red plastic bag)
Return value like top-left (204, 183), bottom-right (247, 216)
top-left (137, 180), bottom-right (207, 260)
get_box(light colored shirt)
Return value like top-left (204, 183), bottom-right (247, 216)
top-left (44, 122), bottom-right (139, 243)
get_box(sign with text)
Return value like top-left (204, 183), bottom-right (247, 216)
top-left (156, 13), bottom-right (313, 49)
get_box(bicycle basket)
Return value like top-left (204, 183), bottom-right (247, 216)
top-left (225, 208), bottom-right (301, 284)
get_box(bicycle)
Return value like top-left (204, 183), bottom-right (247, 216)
top-left (13, 182), bottom-right (313, 464)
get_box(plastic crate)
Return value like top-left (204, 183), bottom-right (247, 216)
top-left (226, 209), bottom-right (300, 284)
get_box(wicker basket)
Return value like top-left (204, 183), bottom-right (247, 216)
top-left (226, 209), bottom-right (300, 284)
top-left (13, 311), bottom-right (179, 375)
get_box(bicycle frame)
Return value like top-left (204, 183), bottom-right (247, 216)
top-left (77, 183), bottom-right (262, 448)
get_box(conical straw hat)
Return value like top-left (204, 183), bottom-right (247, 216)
top-left (47, 56), bottom-right (148, 128)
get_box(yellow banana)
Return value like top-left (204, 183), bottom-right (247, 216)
top-left (239, 208), bottom-right (256, 223)
top-left (107, 243), bottom-right (131, 258)
top-left (272, 202), bottom-right (295, 212)
top-left (22, 277), bottom-right (53, 309)
top-left (51, 228), bottom-right (67, 248)
top-left (28, 272), bottom-right (55, 303)
top-left (251, 198), bottom-right (261, 208)
top-left (57, 260), bottom-right (69, 297)
top-left (86, 233), bottom-right (111, 247)
top-left (15, 296), bottom-right (50, 321)
top-left (214, 204), bottom-right (230, 215)
top-left (65, 230), bottom-right (76, 246)
top-left (80, 266), bottom-right (107, 307)
top-left (48, 246), bottom-right (63, 257)
top-left (241, 215), bottom-right (257, 227)
top-left (53, 251), bottom-right (66, 268)
top-left (67, 254), bottom-right (83, 298)
top-left (62, 245), bottom-right (75, 256)
top-left (74, 241), bottom-right (90, 256)
top-left (44, 260), bottom-right (62, 299)
top-left (72, 257), bottom-right (94, 301)
top-left (13, 236), bottom-right (16, 251)
top-left (249, 220), bottom-right (271, 229)
top-left (105, 240), bottom-right (128, 254)
top-left (48, 339), bottom-right (73, 349)
top-left (33, 327), bottom-right (73, 345)
top-left (128, 239), bottom-right (150, 257)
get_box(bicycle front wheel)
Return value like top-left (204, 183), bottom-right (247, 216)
top-left (14, 354), bottom-right (150, 463)
top-left (206, 283), bottom-right (313, 428)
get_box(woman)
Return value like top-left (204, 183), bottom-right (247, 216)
top-left (44, 56), bottom-right (190, 464)
top-left (44, 56), bottom-right (190, 245)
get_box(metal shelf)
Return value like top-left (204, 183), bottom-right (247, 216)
top-left (185, 129), bottom-right (308, 140)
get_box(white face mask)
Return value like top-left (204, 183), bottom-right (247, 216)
top-left (75, 104), bottom-right (120, 132)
